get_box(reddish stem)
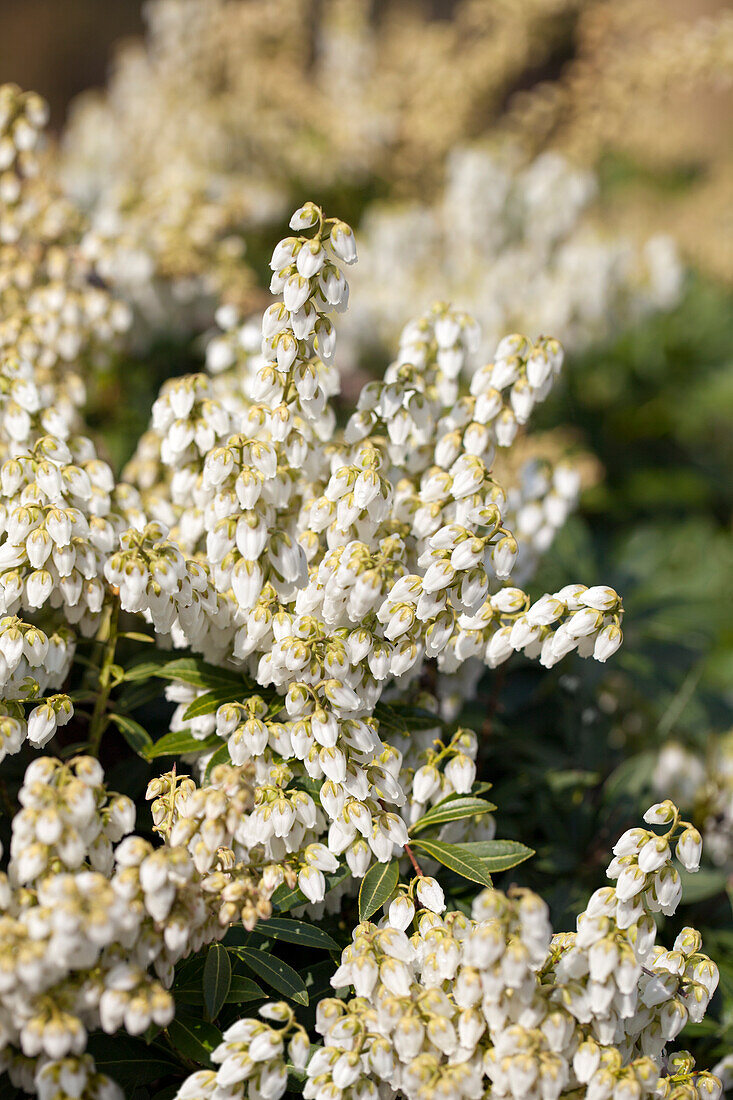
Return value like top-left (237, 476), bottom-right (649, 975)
top-left (405, 842), bottom-right (424, 877)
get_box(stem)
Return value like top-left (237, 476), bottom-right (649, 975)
top-left (88, 598), bottom-right (120, 757)
top-left (405, 843), bottom-right (424, 877)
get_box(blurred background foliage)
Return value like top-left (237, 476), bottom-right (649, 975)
top-left (1, 0), bottom-right (732, 1077)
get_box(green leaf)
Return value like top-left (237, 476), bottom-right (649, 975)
top-left (375, 702), bottom-right (443, 734)
top-left (122, 653), bottom-right (179, 682)
top-left (167, 1013), bottom-right (222, 1066)
top-left (107, 713), bottom-right (154, 758)
top-left (203, 742), bottom-right (231, 784)
top-left (358, 859), bottom-right (399, 922)
top-left (87, 1034), bottom-right (179, 1087)
top-left (183, 688), bottom-right (244, 720)
top-left (203, 943), bottom-right (231, 1020)
top-left (157, 658), bottom-right (246, 691)
top-left (173, 955), bottom-right (204, 988)
top-left (124, 655), bottom-right (245, 691)
top-left (232, 947), bottom-right (309, 1005)
top-left (118, 679), bottom-right (167, 712)
top-left (603, 751), bottom-right (655, 803)
top-left (409, 839), bottom-right (495, 886)
top-left (225, 973), bottom-right (265, 1003)
top-left (271, 864), bottom-right (350, 912)
top-left (678, 867), bottom-right (728, 903)
top-left (249, 917), bottom-right (340, 953)
top-left (147, 729), bottom-right (221, 759)
top-left (410, 796), bottom-right (497, 836)
top-left (450, 839), bottom-right (534, 873)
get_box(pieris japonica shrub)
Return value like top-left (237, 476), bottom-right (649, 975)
top-left (0, 86), bottom-right (723, 1100)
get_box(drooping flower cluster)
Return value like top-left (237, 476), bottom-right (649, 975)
top-left (340, 146), bottom-right (683, 373)
top-left (0, 84), bottom-right (130, 453)
top-left (175, 1001), bottom-right (310, 1100)
top-left (173, 805), bottom-right (721, 1100)
top-left (108, 203), bottom-right (631, 913)
top-left (0, 754), bottom-right (279, 1085)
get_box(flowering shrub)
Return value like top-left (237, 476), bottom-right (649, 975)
top-left (0, 85), bottom-right (723, 1099)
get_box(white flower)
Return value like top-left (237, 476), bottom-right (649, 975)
top-left (677, 827), bottom-right (702, 872)
top-left (388, 895), bottom-right (415, 931)
top-left (415, 876), bottom-right (446, 914)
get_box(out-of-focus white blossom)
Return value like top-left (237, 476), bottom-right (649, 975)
top-left (341, 146), bottom-right (683, 375)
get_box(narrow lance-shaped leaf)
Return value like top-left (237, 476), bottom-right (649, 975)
top-left (232, 947), bottom-right (309, 1006)
top-left (182, 689), bottom-right (244, 721)
top-left (166, 1014), bottom-right (223, 1067)
top-left (203, 943), bottom-right (231, 1020)
top-left (457, 840), bottom-right (535, 872)
top-left (410, 796), bottom-right (497, 836)
top-left (358, 859), bottom-right (399, 922)
top-left (249, 917), bottom-right (340, 953)
top-left (225, 973), bottom-right (265, 1004)
top-left (409, 838), bottom-right (495, 887)
top-left (107, 713), bottom-right (154, 758)
top-left (147, 729), bottom-right (221, 759)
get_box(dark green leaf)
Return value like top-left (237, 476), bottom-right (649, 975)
top-left (409, 839), bottom-right (495, 886)
top-left (358, 859), bottom-right (399, 922)
top-left (223, 926), bottom-right (254, 948)
top-left (375, 702), bottom-right (443, 733)
top-left (203, 943), bottom-right (231, 1020)
top-left (124, 655), bottom-right (246, 691)
top-left (225, 973), bottom-right (265, 1003)
top-left (107, 713), bottom-right (154, 758)
top-left (249, 917), bottom-right (340, 953)
top-left (183, 689), bottom-right (245, 720)
top-left (118, 680), bottom-right (167, 712)
top-left (147, 730), bottom-right (221, 759)
top-left (232, 947), bottom-right (308, 1005)
top-left (167, 1014), bottom-right (222, 1066)
top-left (87, 1034), bottom-right (179, 1087)
top-left (410, 796), bottom-right (497, 836)
top-left (156, 658), bottom-right (246, 691)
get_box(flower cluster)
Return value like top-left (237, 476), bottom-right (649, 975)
top-left (0, 84), bottom-right (130, 450)
top-left (341, 147), bottom-right (683, 374)
top-left (174, 805), bottom-right (721, 1100)
top-left (0, 754), bottom-right (279, 1083)
top-left (175, 1002), bottom-right (309, 1100)
top-left (109, 206), bottom-right (630, 919)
